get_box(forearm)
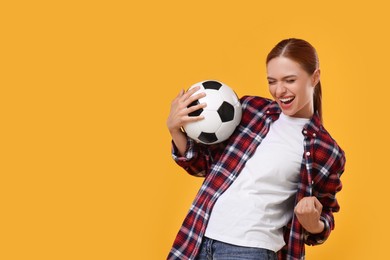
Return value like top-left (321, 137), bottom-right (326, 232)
top-left (169, 128), bottom-right (188, 156)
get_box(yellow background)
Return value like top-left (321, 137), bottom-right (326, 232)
top-left (1, 0), bottom-right (388, 259)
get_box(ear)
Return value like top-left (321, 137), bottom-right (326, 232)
top-left (312, 69), bottom-right (320, 87)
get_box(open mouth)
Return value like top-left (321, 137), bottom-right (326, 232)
top-left (279, 96), bottom-right (295, 105)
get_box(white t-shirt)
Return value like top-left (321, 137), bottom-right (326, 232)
top-left (204, 113), bottom-right (309, 252)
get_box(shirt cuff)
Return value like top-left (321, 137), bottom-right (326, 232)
top-left (305, 216), bottom-right (331, 245)
top-left (171, 137), bottom-right (196, 162)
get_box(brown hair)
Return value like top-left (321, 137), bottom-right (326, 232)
top-left (266, 38), bottom-right (322, 123)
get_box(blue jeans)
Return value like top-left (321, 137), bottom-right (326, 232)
top-left (195, 237), bottom-right (278, 260)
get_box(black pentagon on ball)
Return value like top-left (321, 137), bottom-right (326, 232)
top-left (198, 132), bottom-right (218, 144)
top-left (217, 101), bottom-right (235, 122)
top-left (202, 80), bottom-right (222, 90)
top-left (187, 100), bottom-right (203, 117)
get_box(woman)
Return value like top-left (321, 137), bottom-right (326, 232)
top-left (166, 38), bottom-right (346, 260)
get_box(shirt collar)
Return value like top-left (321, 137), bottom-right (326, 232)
top-left (266, 101), bottom-right (322, 135)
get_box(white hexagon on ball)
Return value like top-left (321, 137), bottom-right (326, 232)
top-left (183, 80), bottom-right (242, 145)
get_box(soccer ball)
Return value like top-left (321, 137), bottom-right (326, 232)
top-left (183, 80), bottom-right (242, 144)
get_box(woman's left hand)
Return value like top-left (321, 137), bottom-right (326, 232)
top-left (294, 196), bottom-right (324, 234)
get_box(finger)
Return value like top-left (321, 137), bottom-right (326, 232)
top-left (182, 85), bottom-right (201, 100)
top-left (183, 114), bottom-right (205, 123)
top-left (295, 197), bottom-right (313, 214)
top-left (171, 89), bottom-right (185, 106)
top-left (307, 197), bottom-right (315, 207)
top-left (298, 197), bottom-right (310, 207)
top-left (176, 89), bottom-right (185, 98)
top-left (294, 200), bottom-right (304, 214)
top-left (186, 102), bottom-right (207, 114)
top-left (183, 92), bottom-right (206, 108)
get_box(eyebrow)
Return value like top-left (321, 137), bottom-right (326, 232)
top-left (267, 75), bottom-right (297, 80)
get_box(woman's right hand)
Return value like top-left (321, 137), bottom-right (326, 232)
top-left (167, 86), bottom-right (207, 155)
top-left (167, 86), bottom-right (207, 134)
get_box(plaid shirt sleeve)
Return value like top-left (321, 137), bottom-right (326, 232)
top-left (171, 136), bottom-right (227, 177)
top-left (305, 137), bottom-right (346, 245)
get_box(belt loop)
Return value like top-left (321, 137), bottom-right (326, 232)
top-left (205, 237), bottom-right (213, 259)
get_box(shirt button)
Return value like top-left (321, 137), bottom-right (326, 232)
top-left (266, 110), bottom-right (270, 114)
top-left (313, 133), bottom-right (317, 137)
top-left (306, 151), bottom-right (311, 156)
top-left (303, 130), bottom-right (307, 135)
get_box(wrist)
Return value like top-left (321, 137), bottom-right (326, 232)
top-left (169, 126), bottom-right (184, 134)
top-left (309, 220), bottom-right (325, 234)
top-left (169, 127), bottom-right (184, 138)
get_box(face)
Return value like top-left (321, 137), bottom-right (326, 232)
top-left (266, 56), bottom-right (319, 119)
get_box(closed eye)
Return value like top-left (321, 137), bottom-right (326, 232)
top-left (268, 80), bottom-right (276, 85)
top-left (286, 79), bottom-right (296, 84)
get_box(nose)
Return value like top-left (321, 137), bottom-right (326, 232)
top-left (275, 83), bottom-right (287, 97)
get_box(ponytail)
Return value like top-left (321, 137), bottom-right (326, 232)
top-left (314, 81), bottom-right (322, 123)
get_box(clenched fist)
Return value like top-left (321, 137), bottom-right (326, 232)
top-left (294, 196), bottom-right (325, 234)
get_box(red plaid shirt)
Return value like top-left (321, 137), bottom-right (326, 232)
top-left (168, 96), bottom-right (346, 260)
